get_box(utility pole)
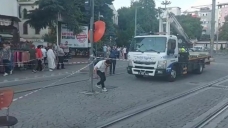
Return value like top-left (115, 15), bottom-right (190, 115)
top-left (98, 11), bottom-right (100, 20)
top-left (210, 0), bottom-right (216, 58)
top-left (134, 8), bottom-right (137, 36)
top-left (216, 22), bottom-right (219, 51)
top-left (161, 0), bottom-right (171, 35)
top-left (161, 0), bottom-right (171, 9)
top-left (89, 0), bottom-right (95, 93)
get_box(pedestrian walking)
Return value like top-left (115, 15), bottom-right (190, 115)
top-left (35, 45), bottom-right (43, 71)
top-left (41, 45), bottom-right (47, 70)
top-left (63, 41), bottom-right (69, 59)
top-left (7, 43), bottom-right (13, 75)
top-left (117, 47), bottom-right (121, 59)
top-left (1, 42), bottom-right (11, 76)
top-left (56, 45), bottom-right (65, 69)
top-left (123, 46), bottom-right (127, 59)
top-left (29, 45), bottom-right (37, 73)
top-left (103, 44), bottom-right (107, 58)
top-left (47, 46), bottom-right (56, 71)
top-left (109, 46), bottom-right (118, 75)
top-left (94, 59), bottom-right (111, 92)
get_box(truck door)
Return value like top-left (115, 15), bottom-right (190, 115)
top-left (167, 39), bottom-right (178, 66)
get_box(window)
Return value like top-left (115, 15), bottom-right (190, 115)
top-left (23, 8), bottom-right (28, 19)
top-left (23, 22), bottom-right (28, 34)
top-left (130, 37), bottom-right (167, 53)
top-left (35, 28), bottom-right (40, 34)
top-left (168, 39), bottom-right (176, 53)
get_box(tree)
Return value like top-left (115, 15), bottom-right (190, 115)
top-left (27, 0), bottom-right (85, 34)
top-left (28, 0), bottom-right (114, 35)
top-left (219, 15), bottom-right (228, 41)
top-left (172, 15), bottom-right (203, 40)
top-left (116, 0), bottom-right (158, 46)
top-left (199, 34), bottom-right (210, 41)
top-left (136, 0), bottom-right (158, 33)
top-left (42, 26), bottom-right (56, 43)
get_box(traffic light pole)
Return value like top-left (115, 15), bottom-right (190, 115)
top-left (89, 0), bottom-right (95, 93)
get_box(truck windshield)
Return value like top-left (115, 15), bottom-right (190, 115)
top-left (130, 37), bottom-right (167, 52)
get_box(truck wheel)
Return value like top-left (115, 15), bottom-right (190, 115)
top-left (167, 68), bottom-right (177, 82)
top-left (135, 75), bottom-right (143, 79)
top-left (195, 63), bottom-right (204, 74)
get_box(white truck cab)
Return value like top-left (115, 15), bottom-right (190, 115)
top-left (127, 35), bottom-right (178, 79)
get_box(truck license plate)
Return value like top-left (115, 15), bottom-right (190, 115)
top-left (140, 70), bottom-right (145, 75)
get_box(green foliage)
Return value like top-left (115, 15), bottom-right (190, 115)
top-left (43, 26), bottom-right (56, 43)
top-left (219, 15), bottom-right (228, 41)
top-left (116, 0), bottom-right (158, 46)
top-left (28, 0), bottom-right (115, 42)
top-left (27, 0), bottom-right (84, 34)
top-left (94, 0), bottom-right (115, 41)
top-left (199, 34), bottom-right (210, 41)
top-left (172, 15), bottom-right (203, 40)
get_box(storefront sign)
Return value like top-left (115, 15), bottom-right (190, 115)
top-left (26, 39), bottom-right (44, 42)
top-left (0, 18), bottom-right (12, 26)
top-left (61, 24), bottom-right (89, 48)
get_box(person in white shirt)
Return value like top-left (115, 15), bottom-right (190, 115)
top-left (94, 59), bottom-right (111, 92)
top-left (41, 45), bottom-right (47, 70)
top-left (123, 47), bottom-right (127, 59)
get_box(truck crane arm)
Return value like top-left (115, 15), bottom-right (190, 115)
top-left (168, 12), bottom-right (191, 44)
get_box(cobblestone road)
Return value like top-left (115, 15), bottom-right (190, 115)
top-left (1, 56), bottom-right (228, 128)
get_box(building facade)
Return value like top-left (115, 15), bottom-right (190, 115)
top-left (198, 7), bottom-right (212, 35)
top-left (108, 4), bottom-right (118, 25)
top-left (18, 0), bottom-right (49, 42)
top-left (217, 3), bottom-right (228, 27)
top-left (0, 0), bottom-right (20, 43)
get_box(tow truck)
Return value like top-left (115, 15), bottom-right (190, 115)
top-left (127, 11), bottom-right (210, 82)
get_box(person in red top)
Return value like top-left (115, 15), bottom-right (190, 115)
top-left (35, 45), bottom-right (43, 71)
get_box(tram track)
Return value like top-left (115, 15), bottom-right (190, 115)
top-left (0, 66), bottom-right (127, 90)
top-left (96, 75), bottom-right (228, 128)
top-left (191, 100), bottom-right (228, 128)
top-left (14, 71), bottom-right (126, 94)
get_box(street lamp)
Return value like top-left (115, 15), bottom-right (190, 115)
top-left (134, 6), bottom-right (144, 36)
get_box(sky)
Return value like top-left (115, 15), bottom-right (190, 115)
top-left (113, 0), bottom-right (227, 11)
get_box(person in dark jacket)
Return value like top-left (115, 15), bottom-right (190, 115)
top-left (29, 45), bottom-right (37, 72)
top-left (109, 46), bottom-right (118, 75)
top-left (57, 45), bottom-right (65, 69)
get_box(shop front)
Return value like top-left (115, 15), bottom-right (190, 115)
top-left (60, 23), bottom-right (90, 58)
top-left (0, 0), bottom-right (20, 44)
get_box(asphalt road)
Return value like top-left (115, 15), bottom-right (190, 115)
top-left (2, 55), bottom-right (228, 128)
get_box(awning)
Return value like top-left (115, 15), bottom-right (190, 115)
top-left (0, 34), bottom-right (13, 38)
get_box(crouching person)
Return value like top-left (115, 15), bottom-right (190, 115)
top-left (94, 59), bottom-right (111, 92)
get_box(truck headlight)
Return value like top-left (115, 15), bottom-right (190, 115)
top-left (128, 60), bottom-right (133, 66)
top-left (157, 60), bottom-right (167, 69)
